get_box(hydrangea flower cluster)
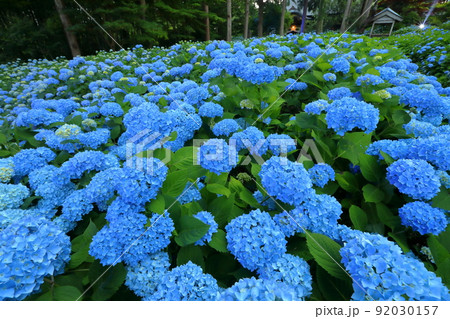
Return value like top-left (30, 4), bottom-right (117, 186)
top-left (259, 156), bottom-right (314, 206)
top-left (398, 201), bottom-right (448, 235)
top-left (341, 232), bottom-right (450, 301)
top-left (0, 217), bottom-right (71, 300)
top-left (193, 211), bottom-right (218, 246)
top-left (308, 163), bottom-right (335, 187)
top-left (325, 97), bottom-right (380, 136)
top-left (225, 209), bottom-right (287, 271)
top-left (386, 159), bottom-right (441, 200)
top-left (197, 139), bottom-right (237, 175)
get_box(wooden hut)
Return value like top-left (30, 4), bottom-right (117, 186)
top-left (369, 8), bottom-right (403, 37)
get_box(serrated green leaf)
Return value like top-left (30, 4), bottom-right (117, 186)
top-left (174, 215), bottom-right (210, 247)
top-left (337, 132), bottom-right (372, 165)
top-left (349, 205), bottom-right (368, 231)
top-left (208, 229), bottom-right (228, 252)
top-left (206, 183), bottom-right (231, 198)
top-left (177, 245), bottom-right (205, 268)
top-left (306, 232), bottom-right (347, 280)
top-left (146, 194), bottom-right (165, 214)
top-left (362, 184), bottom-right (384, 203)
top-left (53, 286), bottom-right (82, 301)
top-left (89, 262), bottom-right (126, 301)
top-left (359, 154), bottom-right (383, 183)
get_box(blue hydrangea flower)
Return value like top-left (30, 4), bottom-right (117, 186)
top-left (341, 232), bottom-right (450, 301)
top-left (193, 211), bottom-right (218, 246)
top-left (325, 97), bottom-right (379, 136)
top-left (125, 252), bottom-right (170, 298)
top-left (258, 254), bottom-right (312, 300)
top-left (0, 183), bottom-right (29, 210)
top-left (356, 74), bottom-right (384, 86)
top-left (308, 163), bottom-right (335, 187)
top-left (0, 216), bottom-right (71, 300)
top-left (225, 209), bottom-right (287, 271)
top-left (366, 139), bottom-right (410, 160)
top-left (330, 57), bottom-right (350, 74)
top-left (259, 156), bottom-right (314, 206)
top-left (217, 277), bottom-right (297, 301)
top-left (198, 102), bottom-right (223, 118)
top-left (0, 159), bottom-right (14, 183)
top-left (266, 134), bottom-right (296, 156)
top-left (304, 99), bottom-right (329, 114)
top-left (212, 119), bottom-right (240, 137)
top-left (387, 159), bottom-right (440, 200)
top-left (230, 126), bottom-right (268, 156)
top-left (253, 190), bottom-right (277, 211)
top-left (323, 73), bottom-right (337, 82)
top-left (285, 79), bottom-right (307, 91)
top-left (12, 147), bottom-right (55, 178)
top-left (400, 88), bottom-right (447, 118)
top-left (150, 261), bottom-right (219, 301)
top-left (398, 201), bottom-right (448, 235)
top-left (327, 87), bottom-right (352, 100)
top-left (197, 139), bottom-right (237, 175)
top-left (178, 181), bottom-right (204, 205)
top-left (99, 102), bottom-right (124, 117)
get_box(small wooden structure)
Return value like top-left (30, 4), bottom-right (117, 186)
top-left (369, 8), bottom-right (403, 37)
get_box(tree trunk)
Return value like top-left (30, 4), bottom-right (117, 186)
top-left (340, 0), bottom-right (353, 33)
top-left (357, 0), bottom-right (373, 33)
top-left (300, 0), bottom-right (308, 33)
top-left (205, 3), bottom-right (210, 41)
top-left (244, 0), bottom-right (249, 38)
top-left (54, 0), bottom-right (81, 58)
top-left (257, 0), bottom-right (264, 37)
top-left (226, 0), bottom-right (232, 41)
top-left (316, 0), bottom-right (326, 33)
top-left (140, 0), bottom-right (146, 20)
top-left (280, 0), bottom-right (286, 35)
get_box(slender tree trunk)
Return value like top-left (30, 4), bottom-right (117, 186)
top-left (316, 0), bottom-right (326, 33)
top-left (340, 0), bottom-right (353, 33)
top-left (357, 0), bottom-right (373, 33)
top-left (257, 0), bottom-right (264, 37)
top-left (280, 0), bottom-right (286, 35)
top-left (226, 0), bottom-right (232, 41)
top-left (140, 0), bottom-right (146, 19)
top-left (205, 3), bottom-right (210, 41)
top-left (300, 0), bottom-right (308, 33)
top-left (54, 0), bottom-right (81, 57)
top-left (244, 0), bottom-right (249, 39)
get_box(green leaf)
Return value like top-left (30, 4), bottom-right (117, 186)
top-left (172, 146), bottom-right (195, 169)
top-left (239, 188), bottom-right (261, 208)
top-left (208, 229), bottom-right (228, 253)
top-left (174, 215), bottom-right (210, 247)
top-left (146, 194), bottom-right (165, 214)
top-left (177, 245), bottom-right (205, 268)
top-left (432, 188), bottom-right (450, 211)
top-left (89, 262), bottom-right (127, 301)
top-left (362, 184), bottom-right (385, 203)
top-left (206, 183), bottom-right (231, 198)
top-left (69, 220), bottom-right (98, 268)
top-left (392, 110), bottom-right (411, 125)
top-left (0, 133), bottom-right (7, 144)
top-left (349, 205), bottom-right (367, 231)
top-left (53, 286), bottom-right (82, 301)
top-left (337, 132), bottom-right (372, 165)
top-left (316, 266), bottom-right (353, 301)
top-left (335, 172), bottom-right (360, 193)
top-left (296, 112), bottom-right (323, 130)
top-left (306, 232), bottom-right (347, 280)
top-left (376, 203), bottom-right (401, 230)
top-left (428, 235), bottom-right (450, 266)
top-left (359, 154), bottom-right (383, 183)
top-left (209, 193), bottom-right (238, 228)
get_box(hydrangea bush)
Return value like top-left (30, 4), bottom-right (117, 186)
top-left (0, 30), bottom-right (449, 301)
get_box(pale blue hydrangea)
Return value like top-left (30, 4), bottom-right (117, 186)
top-left (356, 74), bottom-right (384, 86)
top-left (327, 87), bottom-right (352, 100)
top-left (226, 209), bottom-right (287, 271)
top-left (304, 99), bottom-right (329, 114)
top-left (0, 159), bottom-right (14, 183)
top-left (330, 57), bottom-right (350, 74)
top-left (230, 126), bottom-right (268, 156)
top-left (323, 73), bottom-right (336, 81)
top-left (398, 201), bottom-right (448, 235)
top-left (266, 134), bottom-right (296, 156)
top-left (0, 183), bottom-right (29, 210)
top-left (198, 102), bottom-right (223, 118)
top-left (12, 147), bottom-right (55, 178)
top-left (99, 102), bottom-right (124, 117)
top-left (178, 181), bottom-right (204, 205)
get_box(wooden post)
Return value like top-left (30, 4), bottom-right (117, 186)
top-left (244, 0), bottom-right (249, 39)
top-left (388, 21), bottom-right (395, 36)
top-left (280, 0), bottom-right (286, 35)
top-left (369, 22), bottom-right (375, 37)
top-left (205, 4), bottom-right (210, 41)
top-left (226, 0), bottom-right (232, 41)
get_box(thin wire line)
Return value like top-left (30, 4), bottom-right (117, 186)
top-left (75, 178), bottom-right (200, 301)
top-left (252, 178), bottom-right (375, 301)
top-left (71, 0), bottom-right (201, 127)
top-left (252, 0), bottom-right (380, 125)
